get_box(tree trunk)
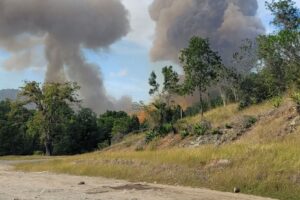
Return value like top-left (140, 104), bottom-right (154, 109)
top-left (180, 108), bottom-right (183, 119)
top-left (199, 88), bottom-right (204, 118)
top-left (219, 87), bottom-right (227, 107)
top-left (232, 87), bottom-right (238, 102)
top-left (207, 91), bottom-right (211, 110)
top-left (44, 140), bottom-right (52, 156)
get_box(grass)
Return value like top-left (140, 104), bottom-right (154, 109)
top-left (0, 155), bottom-right (48, 160)
top-left (15, 135), bottom-right (300, 200)
top-left (14, 99), bottom-right (300, 200)
top-left (177, 100), bottom-right (274, 128)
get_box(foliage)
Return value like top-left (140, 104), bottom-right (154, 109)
top-left (98, 111), bottom-right (140, 145)
top-left (243, 116), bottom-right (257, 129)
top-left (145, 131), bottom-right (158, 143)
top-left (180, 130), bottom-right (189, 139)
top-left (0, 100), bottom-right (36, 156)
top-left (185, 97), bottom-right (224, 117)
top-left (20, 81), bottom-right (80, 156)
top-left (272, 96), bottom-right (283, 108)
top-left (291, 92), bottom-right (300, 113)
top-left (266, 0), bottom-right (300, 30)
top-left (193, 122), bottom-right (211, 136)
top-left (238, 72), bottom-right (280, 109)
top-left (179, 36), bottom-right (223, 116)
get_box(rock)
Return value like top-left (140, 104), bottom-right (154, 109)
top-left (233, 187), bottom-right (240, 193)
top-left (78, 181), bottom-right (85, 185)
top-left (206, 159), bottom-right (231, 169)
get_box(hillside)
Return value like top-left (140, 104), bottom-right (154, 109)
top-left (14, 97), bottom-right (300, 200)
top-left (0, 89), bottom-right (19, 101)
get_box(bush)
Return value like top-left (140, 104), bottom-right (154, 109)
top-left (145, 131), bottom-right (158, 143)
top-left (243, 116), bottom-right (257, 129)
top-left (180, 130), bottom-right (189, 139)
top-left (157, 123), bottom-right (173, 135)
top-left (193, 121), bottom-right (211, 136)
top-left (211, 128), bottom-right (223, 135)
top-left (239, 72), bottom-right (280, 109)
top-left (272, 96), bottom-right (283, 108)
top-left (291, 92), bottom-right (300, 113)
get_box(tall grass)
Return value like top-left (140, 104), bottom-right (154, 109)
top-left (16, 133), bottom-right (300, 200)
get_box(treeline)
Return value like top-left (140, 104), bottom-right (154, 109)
top-left (0, 83), bottom-right (140, 156)
top-left (145, 0), bottom-right (300, 139)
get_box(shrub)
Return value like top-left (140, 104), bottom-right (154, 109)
top-left (239, 72), bottom-right (280, 109)
top-left (272, 96), bottom-right (283, 108)
top-left (158, 123), bottom-right (173, 135)
top-left (291, 92), bottom-right (300, 113)
top-left (180, 130), bottom-right (189, 139)
top-left (145, 131), bottom-right (158, 143)
top-left (211, 128), bottom-right (223, 135)
top-left (194, 121), bottom-right (211, 136)
top-left (243, 116), bottom-right (257, 129)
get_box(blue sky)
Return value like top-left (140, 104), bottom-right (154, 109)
top-left (0, 0), bottom-right (299, 102)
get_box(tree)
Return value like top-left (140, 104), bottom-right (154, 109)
top-left (97, 111), bottom-right (139, 145)
top-left (161, 66), bottom-right (180, 106)
top-left (266, 0), bottom-right (300, 31)
top-left (179, 36), bottom-right (222, 116)
top-left (149, 71), bottom-right (160, 96)
top-left (148, 68), bottom-right (182, 130)
top-left (257, 0), bottom-right (300, 90)
top-left (0, 100), bottom-right (35, 155)
top-left (20, 81), bottom-right (80, 156)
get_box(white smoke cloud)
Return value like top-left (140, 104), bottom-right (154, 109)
top-left (0, 0), bottom-right (130, 113)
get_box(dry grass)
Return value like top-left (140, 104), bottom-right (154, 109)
top-left (16, 134), bottom-right (300, 200)
top-left (14, 99), bottom-right (300, 200)
top-left (0, 155), bottom-right (47, 161)
top-left (178, 100), bottom-right (274, 128)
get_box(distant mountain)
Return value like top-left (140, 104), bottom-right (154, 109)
top-left (0, 89), bottom-right (19, 101)
top-left (0, 89), bottom-right (36, 109)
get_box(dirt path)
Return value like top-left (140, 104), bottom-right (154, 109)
top-left (0, 161), bottom-right (276, 200)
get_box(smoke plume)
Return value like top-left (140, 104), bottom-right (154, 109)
top-left (0, 0), bottom-right (130, 113)
top-left (149, 0), bottom-right (265, 67)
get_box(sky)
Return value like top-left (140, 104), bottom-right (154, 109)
top-left (0, 0), bottom-right (299, 103)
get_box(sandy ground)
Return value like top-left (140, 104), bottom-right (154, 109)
top-left (0, 160), bottom-right (277, 200)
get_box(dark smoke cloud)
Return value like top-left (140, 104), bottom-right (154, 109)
top-left (0, 0), bottom-right (130, 114)
top-left (149, 0), bottom-right (265, 68)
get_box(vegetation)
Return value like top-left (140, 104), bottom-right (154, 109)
top-left (14, 100), bottom-right (300, 200)
top-left (179, 37), bottom-right (223, 116)
top-left (0, 82), bottom-right (140, 156)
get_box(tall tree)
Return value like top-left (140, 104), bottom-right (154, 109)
top-left (258, 0), bottom-right (300, 89)
top-left (161, 66), bottom-right (180, 106)
top-left (20, 81), bottom-right (80, 156)
top-left (266, 0), bottom-right (300, 31)
top-left (179, 36), bottom-right (222, 117)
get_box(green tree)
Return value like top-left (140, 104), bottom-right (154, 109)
top-left (257, 0), bottom-right (300, 90)
top-left (0, 100), bottom-right (35, 155)
top-left (179, 36), bottom-right (222, 116)
top-left (20, 81), bottom-right (80, 156)
top-left (148, 68), bottom-right (182, 130)
top-left (266, 0), bottom-right (299, 30)
top-left (161, 66), bottom-right (180, 106)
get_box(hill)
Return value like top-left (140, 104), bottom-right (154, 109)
top-left (0, 89), bottom-right (19, 101)
top-left (14, 97), bottom-right (300, 200)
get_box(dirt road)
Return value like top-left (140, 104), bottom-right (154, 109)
top-left (0, 161), bottom-right (276, 200)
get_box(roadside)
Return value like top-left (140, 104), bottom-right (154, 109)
top-left (0, 160), bottom-right (276, 200)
